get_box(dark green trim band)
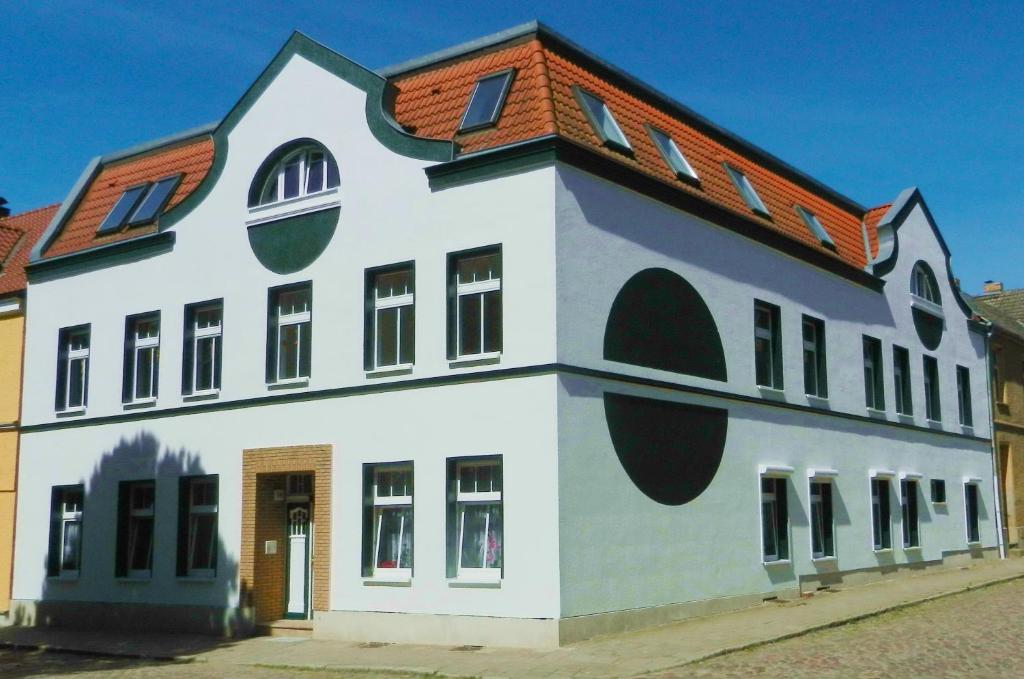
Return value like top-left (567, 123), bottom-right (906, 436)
top-left (21, 361), bottom-right (989, 444)
top-left (27, 232), bottom-right (176, 279)
top-left (427, 137), bottom-right (885, 292)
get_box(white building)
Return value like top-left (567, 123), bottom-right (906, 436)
top-left (10, 23), bottom-right (997, 647)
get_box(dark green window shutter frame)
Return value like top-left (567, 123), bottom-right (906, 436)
top-left (265, 290), bottom-right (277, 383)
top-left (46, 488), bottom-right (62, 576)
top-left (777, 478), bottom-right (788, 560)
top-left (121, 318), bottom-right (134, 403)
top-left (182, 306), bottom-right (195, 394)
top-left (176, 477), bottom-right (190, 576)
top-left (771, 306), bottom-right (784, 390)
top-left (114, 481), bottom-right (130, 577)
top-left (361, 465), bottom-right (374, 577)
top-left (822, 482), bottom-right (834, 556)
top-left (445, 459), bottom-right (458, 577)
top-left (363, 270), bottom-right (376, 371)
top-left (446, 255), bottom-right (457, 360)
top-left (54, 330), bottom-right (68, 411)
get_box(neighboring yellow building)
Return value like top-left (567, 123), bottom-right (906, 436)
top-left (0, 203), bottom-right (58, 612)
top-left (970, 282), bottom-right (1024, 550)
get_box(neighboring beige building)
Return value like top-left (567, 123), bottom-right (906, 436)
top-left (0, 203), bottom-right (58, 611)
top-left (970, 282), bottom-right (1024, 548)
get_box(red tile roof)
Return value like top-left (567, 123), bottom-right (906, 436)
top-left (42, 137), bottom-right (214, 259)
top-left (0, 204), bottom-right (60, 296)
top-left (862, 204), bottom-right (891, 261)
top-left (392, 35), bottom-right (875, 272)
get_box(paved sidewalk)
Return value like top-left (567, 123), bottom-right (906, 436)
top-left (3, 558), bottom-right (1024, 678)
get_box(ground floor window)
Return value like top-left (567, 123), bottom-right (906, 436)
top-left (871, 478), bottom-right (892, 550)
top-left (116, 480), bottom-right (155, 577)
top-left (47, 485), bottom-right (84, 577)
top-left (447, 457), bottom-right (503, 580)
top-left (178, 476), bottom-right (218, 577)
top-left (901, 479), bottom-right (920, 548)
top-left (809, 479), bottom-right (834, 559)
top-left (965, 482), bottom-right (981, 544)
top-left (761, 476), bottom-right (789, 562)
top-left (362, 464), bottom-right (413, 578)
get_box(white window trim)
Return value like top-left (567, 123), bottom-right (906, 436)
top-left (910, 295), bottom-right (944, 319)
top-left (370, 467), bottom-right (413, 580)
top-left (57, 493), bottom-right (83, 578)
top-left (187, 478), bottom-right (218, 578)
top-left (807, 468), bottom-right (839, 479)
top-left (254, 148), bottom-right (335, 208)
top-left (808, 477), bottom-right (836, 560)
top-left (63, 331), bottom-right (90, 411)
top-left (900, 478), bottom-right (921, 550)
top-left (125, 483), bottom-right (154, 579)
top-left (130, 318), bottom-right (160, 403)
top-left (453, 460), bottom-right (503, 581)
top-left (372, 282), bottom-right (414, 371)
top-left (870, 476), bottom-right (893, 552)
top-left (191, 305), bottom-right (222, 394)
top-left (963, 480), bottom-right (982, 545)
top-left (802, 318), bottom-right (823, 397)
top-left (455, 263), bottom-right (501, 359)
top-left (275, 295), bottom-right (311, 382)
top-left (758, 466), bottom-right (792, 565)
top-left (754, 304), bottom-right (777, 388)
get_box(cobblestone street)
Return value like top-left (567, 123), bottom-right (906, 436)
top-left (2, 575), bottom-right (1023, 678)
top-left (672, 578), bottom-right (1024, 678)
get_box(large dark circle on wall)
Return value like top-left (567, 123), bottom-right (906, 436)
top-left (913, 307), bottom-right (944, 351)
top-left (604, 392), bottom-right (728, 506)
top-left (248, 207), bottom-right (339, 275)
top-left (604, 268), bottom-right (727, 381)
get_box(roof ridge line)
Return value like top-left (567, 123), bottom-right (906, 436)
top-left (0, 202), bottom-right (62, 222)
top-left (529, 37), bottom-right (558, 135)
top-left (101, 120), bottom-right (219, 165)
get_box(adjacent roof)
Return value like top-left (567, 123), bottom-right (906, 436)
top-left (966, 291), bottom-right (1024, 343)
top-left (36, 22), bottom-right (902, 280)
top-left (0, 204), bottom-right (60, 295)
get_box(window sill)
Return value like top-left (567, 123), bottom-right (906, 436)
top-left (805, 395), bottom-right (830, 408)
top-left (933, 501), bottom-right (947, 506)
top-left (896, 413), bottom-right (915, 424)
top-left (911, 295), bottom-right (945, 319)
top-left (926, 419), bottom-right (944, 429)
top-left (246, 189), bottom-right (340, 226)
top-left (873, 548), bottom-right (893, 554)
top-left (757, 386), bottom-right (785, 402)
top-left (183, 389), bottom-right (220, 401)
top-left (47, 574), bottom-right (79, 582)
top-left (903, 545), bottom-right (922, 551)
top-left (449, 353), bottom-right (501, 368)
top-left (366, 365), bottom-right (414, 379)
top-left (448, 578), bottom-right (502, 589)
top-left (177, 576), bottom-right (217, 583)
top-left (116, 576), bottom-right (152, 583)
top-left (268, 377), bottom-right (309, 390)
top-left (56, 407), bottom-right (87, 418)
top-left (762, 559), bottom-right (791, 567)
top-left (961, 424), bottom-right (975, 434)
top-left (124, 398), bottom-right (157, 410)
top-left (363, 576), bottom-right (412, 587)
top-left (811, 556), bottom-right (837, 562)
top-left (967, 541), bottom-right (983, 547)
top-left (866, 407), bottom-right (887, 419)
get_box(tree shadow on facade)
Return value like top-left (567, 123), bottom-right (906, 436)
top-left (7, 432), bottom-right (248, 655)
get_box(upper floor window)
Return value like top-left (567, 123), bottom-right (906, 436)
top-left (55, 325), bottom-right (90, 412)
top-left (365, 265), bottom-right (415, 371)
top-left (448, 248), bottom-right (502, 360)
top-left (96, 175), bottom-right (182, 234)
top-left (863, 335), bottom-right (884, 411)
top-left (893, 345), bottom-right (913, 416)
top-left (459, 70), bottom-right (515, 132)
top-left (647, 125), bottom-right (698, 182)
top-left (183, 301), bottom-right (223, 395)
top-left (911, 262), bottom-right (941, 305)
top-left (957, 365), bottom-right (973, 427)
top-left (178, 475), bottom-right (219, 578)
top-left (725, 164), bottom-right (770, 217)
top-left (795, 205), bottom-right (835, 248)
top-left (754, 301), bottom-right (782, 389)
top-left (47, 485), bottom-right (84, 577)
top-left (924, 355), bottom-right (941, 421)
top-left (802, 315), bottom-right (827, 398)
top-left (573, 86), bottom-right (631, 153)
top-left (123, 313), bottom-right (160, 404)
top-left (250, 143), bottom-right (339, 208)
top-left (267, 283), bottom-right (312, 383)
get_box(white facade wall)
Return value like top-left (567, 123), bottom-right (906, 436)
top-left (554, 166), bottom-right (995, 618)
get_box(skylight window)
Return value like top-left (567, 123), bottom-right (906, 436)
top-left (647, 125), bottom-right (698, 182)
top-left (724, 164), bottom-right (770, 217)
top-left (573, 86), bottom-right (631, 153)
top-left (96, 184), bottom-right (149, 234)
top-left (459, 70), bottom-right (515, 132)
top-left (127, 175), bottom-right (182, 226)
top-left (795, 205), bottom-right (835, 247)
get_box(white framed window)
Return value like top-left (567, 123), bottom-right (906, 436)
top-left (182, 476), bottom-right (218, 577)
top-left (893, 345), bottom-right (913, 416)
top-left (573, 86), bottom-right (631, 153)
top-left (725, 164), bottom-right (770, 217)
top-left (367, 267), bottom-right (415, 371)
top-left (449, 249), bottom-right (502, 359)
top-left (957, 365), bottom-right (973, 427)
top-left (267, 284), bottom-right (312, 383)
top-left (119, 481), bottom-right (155, 578)
top-left (646, 125), bottom-right (699, 181)
top-left (863, 336), bottom-right (884, 410)
top-left (795, 205), bottom-right (835, 247)
top-left (124, 313), bottom-right (160, 403)
top-left (911, 262), bottom-right (940, 304)
top-left (56, 325), bottom-right (90, 411)
top-left (923, 355), bottom-right (941, 421)
top-left (900, 478), bottom-right (920, 548)
top-left (759, 471), bottom-right (790, 563)
top-left (256, 146), bottom-right (339, 206)
top-left (48, 485), bottom-right (84, 577)
top-left (964, 481), bottom-right (981, 544)
top-left (448, 458), bottom-right (503, 581)
top-left (369, 466), bottom-right (413, 578)
top-left (802, 315), bottom-right (827, 397)
top-left (809, 478), bottom-right (835, 559)
top-left (459, 69), bottom-right (515, 131)
top-left (184, 301), bottom-right (223, 394)
top-left (754, 301), bottom-right (782, 389)
top-left (871, 476), bottom-right (893, 550)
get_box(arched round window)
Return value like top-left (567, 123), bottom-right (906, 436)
top-left (910, 262), bottom-right (941, 305)
top-left (249, 140), bottom-right (339, 208)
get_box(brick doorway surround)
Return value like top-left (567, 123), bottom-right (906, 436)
top-left (240, 445), bottom-right (332, 623)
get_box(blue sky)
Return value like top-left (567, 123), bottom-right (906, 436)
top-left (4, 1), bottom-right (1021, 292)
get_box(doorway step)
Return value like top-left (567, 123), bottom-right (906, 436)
top-left (256, 619), bottom-right (313, 638)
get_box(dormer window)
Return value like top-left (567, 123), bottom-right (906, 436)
top-left (96, 174), bottom-right (182, 234)
top-left (647, 125), bottom-right (698, 183)
top-left (725, 164), bottom-right (770, 217)
top-left (250, 143), bottom-right (339, 208)
top-left (459, 70), bottom-right (515, 132)
top-left (573, 86), bottom-right (631, 154)
top-left (911, 262), bottom-right (941, 304)
top-left (795, 205), bottom-right (835, 248)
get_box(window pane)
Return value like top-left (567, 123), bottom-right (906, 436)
top-left (376, 507), bottom-right (413, 569)
top-left (283, 160), bottom-right (300, 199)
top-left (399, 305), bottom-right (415, 365)
top-left (69, 358), bottom-right (86, 408)
top-left (189, 514), bottom-right (216, 570)
top-left (459, 294), bottom-right (482, 355)
top-left (62, 521), bottom-right (81, 570)
top-left (460, 504), bottom-right (502, 569)
top-left (279, 324), bottom-right (300, 379)
top-left (306, 153), bottom-right (324, 194)
top-left (457, 254), bottom-right (500, 284)
top-left (279, 288), bottom-right (310, 315)
top-left (483, 290), bottom-right (501, 353)
top-left (755, 338), bottom-right (772, 386)
top-left (762, 496), bottom-right (777, 559)
top-left (376, 307), bottom-right (399, 367)
top-left (196, 336), bottom-right (216, 391)
top-left (461, 72), bottom-right (511, 129)
top-left (298, 321), bottom-right (311, 377)
top-left (135, 347), bottom-right (154, 399)
top-left (129, 518), bottom-right (154, 570)
top-left (376, 269), bottom-right (413, 298)
top-left (70, 331), bottom-right (89, 351)
top-left (460, 465), bottom-right (477, 493)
